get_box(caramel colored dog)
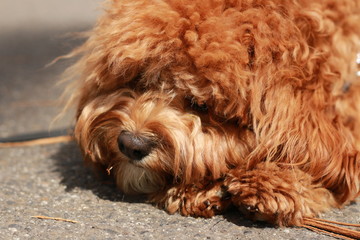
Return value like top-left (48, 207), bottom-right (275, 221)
top-left (65, 0), bottom-right (360, 227)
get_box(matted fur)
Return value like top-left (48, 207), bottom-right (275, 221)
top-left (66, 0), bottom-right (360, 226)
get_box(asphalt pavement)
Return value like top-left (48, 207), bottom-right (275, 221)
top-left (0, 1), bottom-right (359, 239)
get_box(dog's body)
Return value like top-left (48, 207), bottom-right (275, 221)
top-left (68, 0), bottom-right (360, 226)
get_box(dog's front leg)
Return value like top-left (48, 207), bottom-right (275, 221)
top-left (150, 180), bottom-right (232, 218)
top-left (224, 162), bottom-right (337, 226)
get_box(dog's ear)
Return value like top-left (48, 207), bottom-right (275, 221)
top-left (73, 56), bottom-right (140, 117)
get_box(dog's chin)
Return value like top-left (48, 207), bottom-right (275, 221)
top-left (115, 160), bottom-right (165, 194)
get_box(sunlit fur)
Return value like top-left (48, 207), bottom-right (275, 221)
top-left (66, 0), bottom-right (360, 226)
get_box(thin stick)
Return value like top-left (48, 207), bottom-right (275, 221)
top-left (0, 135), bottom-right (73, 148)
top-left (303, 217), bottom-right (360, 240)
top-left (31, 215), bottom-right (78, 224)
top-left (302, 224), bottom-right (355, 240)
top-left (305, 217), bottom-right (360, 228)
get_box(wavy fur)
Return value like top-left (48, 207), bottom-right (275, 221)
top-left (67, 0), bottom-right (360, 226)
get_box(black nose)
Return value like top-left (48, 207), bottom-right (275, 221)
top-left (117, 131), bottom-right (154, 161)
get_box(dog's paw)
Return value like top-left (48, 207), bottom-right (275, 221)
top-left (156, 180), bottom-right (232, 218)
top-left (179, 182), bottom-right (232, 218)
top-left (224, 163), bottom-right (334, 226)
top-left (225, 173), bottom-right (301, 225)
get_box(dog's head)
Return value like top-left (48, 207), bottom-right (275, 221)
top-left (75, 87), bottom-right (254, 194)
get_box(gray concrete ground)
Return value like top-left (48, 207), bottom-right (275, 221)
top-left (0, 1), bottom-right (359, 239)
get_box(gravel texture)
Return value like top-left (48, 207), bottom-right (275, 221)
top-left (1, 1), bottom-right (359, 239)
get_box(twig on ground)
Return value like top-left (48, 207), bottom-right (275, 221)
top-left (0, 135), bottom-right (73, 148)
top-left (31, 215), bottom-right (78, 224)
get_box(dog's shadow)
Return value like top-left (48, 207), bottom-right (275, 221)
top-left (52, 142), bottom-right (269, 229)
top-left (51, 142), bottom-right (144, 203)
top-left (222, 206), bottom-right (272, 229)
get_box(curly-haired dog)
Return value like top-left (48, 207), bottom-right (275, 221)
top-left (65, 0), bottom-right (360, 227)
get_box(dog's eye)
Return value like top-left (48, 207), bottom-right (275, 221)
top-left (191, 102), bottom-right (208, 113)
top-left (127, 73), bottom-right (144, 90)
top-left (133, 73), bottom-right (142, 82)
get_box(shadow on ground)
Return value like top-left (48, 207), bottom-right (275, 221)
top-left (51, 142), bottom-right (268, 229)
top-left (51, 142), bottom-right (145, 203)
top-left (222, 207), bottom-right (271, 229)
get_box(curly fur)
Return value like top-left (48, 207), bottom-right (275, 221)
top-left (65, 0), bottom-right (360, 226)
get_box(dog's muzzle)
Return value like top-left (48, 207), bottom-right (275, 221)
top-left (117, 131), bottom-right (154, 161)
